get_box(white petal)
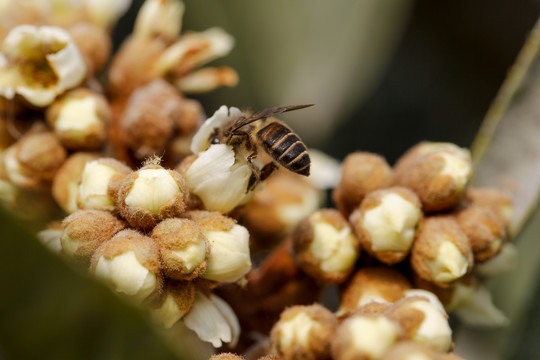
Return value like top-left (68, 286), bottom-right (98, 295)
top-left (190, 106), bottom-right (241, 154)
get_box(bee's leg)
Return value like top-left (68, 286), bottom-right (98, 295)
top-left (260, 162), bottom-right (278, 181)
top-left (246, 152), bottom-right (262, 192)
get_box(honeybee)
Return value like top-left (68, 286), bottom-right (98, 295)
top-left (210, 104), bottom-right (313, 191)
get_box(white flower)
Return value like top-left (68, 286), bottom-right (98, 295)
top-left (183, 291), bottom-right (240, 348)
top-left (190, 105), bottom-right (242, 154)
top-left (0, 25), bottom-right (86, 107)
top-left (186, 144), bottom-right (256, 213)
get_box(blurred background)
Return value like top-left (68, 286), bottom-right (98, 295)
top-left (2, 0), bottom-right (540, 359)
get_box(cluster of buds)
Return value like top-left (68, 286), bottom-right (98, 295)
top-left (0, 0), bottom-right (238, 220)
top-left (0, 1), bottom-right (517, 358)
top-left (50, 157), bottom-right (252, 348)
top-left (266, 293), bottom-right (461, 360)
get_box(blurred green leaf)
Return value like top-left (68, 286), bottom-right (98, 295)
top-left (0, 209), bottom-right (184, 360)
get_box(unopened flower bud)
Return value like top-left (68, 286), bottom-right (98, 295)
top-left (151, 218), bottom-right (209, 280)
top-left (156, 27), bottom-right (235, 78)
top-left (175, 97), bottom-right (205, 135)
top-left (292, 209), bottom-right (359, 284)
top-left (90, 229), bottom-right (163, 303)
top-left (67, 23), bottom-right (111, 77)
top-left (331, 313), bottom-right (402, 360)
top-left (61, 209), bottom-right (126, 263)
top-left (120, 79), bottom-right (182, 159)
top-left (270, 304), bottom-right (337, 360)
top-left (185, 144), bottom-right (257, 213)
top-left (351, 187), bottom-right (422, 264)
top-left (455, 204), bottom-right (506, 262)
top-left (150, 280), bottom-right (195, 329)
top-left (395, 142), bottom-right (472, 212)
top-left (78, 158), bottom-right (131, 211)
top-left (185, 211), bottom-right (251, 283)
top-left (84, 0), bottom-right (131, 29)
top-left (411, 216), bottom-right (473, 286)
top-left (117, 162), bottom-right (187, 229)
top-left (175, 66), bottom-right (239, 94)
top-left (241, 170), bottom-right (322, 249)
top-left (332, 152), bottom-right (394, 218)
top-left (338, 267), bottom-right (411, 316)
top-left (133, 0), bottom-right (184, 41)
top-left (4, 131), bottom-right (67, 189)
top-left (385, 296), bottom-right (453, 352)
top-left (465, 187), bottom-right (513, 231)
top-left (0, 25), bottom-right (86, 107)
top-left (183, 290), bottom-right (240, 348)
top-left (52, 152), bottom-right (100, 213)
top-left (46, 88), bottom-right (111, 150)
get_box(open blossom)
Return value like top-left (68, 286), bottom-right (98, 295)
top-left (0, 25), bottom-right (86, 107)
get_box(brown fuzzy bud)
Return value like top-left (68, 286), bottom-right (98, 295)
top-left (292, 209), bottom-right (359, 284)
top-left (4, 131), bottom-right (66, 189)
top-left (61, 209), bottom-right (126, 263)
top-left (184, 211), bottom-right (251, 283)
top-left (455, 205), bottom-right (506, 262)
top-left (151, 218), bottom-right (209, 280)
top-left (52, 152), bottom-right (101, 213)
top-left (394, 142), bottom-right (472, 212)
top-left (411, 216), bottom-right (473, 287)
top-left (351, 187), bottom-right (422, 264)
top-left (150, 280), bottom-right (195, 328)
top-left (270, 304), bottom-right (338, 360)
top-left (67, 23), bottom-right (111, 77)
top-left (240, 171), bottom-right (322, 249)
top-left (116, 163), bottom-right (187, 229)
top-left (332, 152), bottom-right (394, 218)
top-left (46, 88), bottom-right (111, 150)
top-left (77, 158), bottom-right (132, 211)
top-left (465, 187), bottom-right (513, 231)
top-left (338, 267), bottom-right (411, 316)
top-left (120, 79), bottom-right (182, 159)
top-left (175, 97), bottom-right (205, 134)
top-left (107, 36), bottom-right (167, 98)
top-left (90, 229), bottom-right (163, 303)
top-left (384, 296), bottom-right (452, 353)
top-left (331, 313), bottom-right (402, 360)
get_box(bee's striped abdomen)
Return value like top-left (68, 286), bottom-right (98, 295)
top-left (257, 122), bottom-right (310, 176)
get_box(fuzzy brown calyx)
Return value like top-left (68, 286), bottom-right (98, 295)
top-left (120, 79), bottom-right (181, 159)
top-left (293, 208), bottom-right (359, 284)
top-left (149, 280), bottom-right (195, 328)
top-left (5, 131), bottom-right (67, 189)
top-left (411, 216), bottom-right (473, 287)
top-left (90, 229), bottom-right (163, 303)
top-left (67, 23), bottom-right (111, 78)
top-left (332, 152), bottom-right (394, 218)
top-left (116, 164), bottom-right (187, 230)
top-left (338, 266), bottom-right (411, 316)
top-left (270, 304), bottom-right (338, 360)
top-left (152, 218), bottom-right (209, 280)
top-left (52, 152), bottom-right (101, 213)
top-left (46, 88), bottom-right (111, 150)
top-left (464, 187), bottom-right (513, 231)
top-left (351, 187), bottom-right (422, 265)
top-left (61, 209), bottom-right (126, 263)
top-left (455, 204), bottom-right (506, 262)
top-left (394, 143), bottom-right (472, 213)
